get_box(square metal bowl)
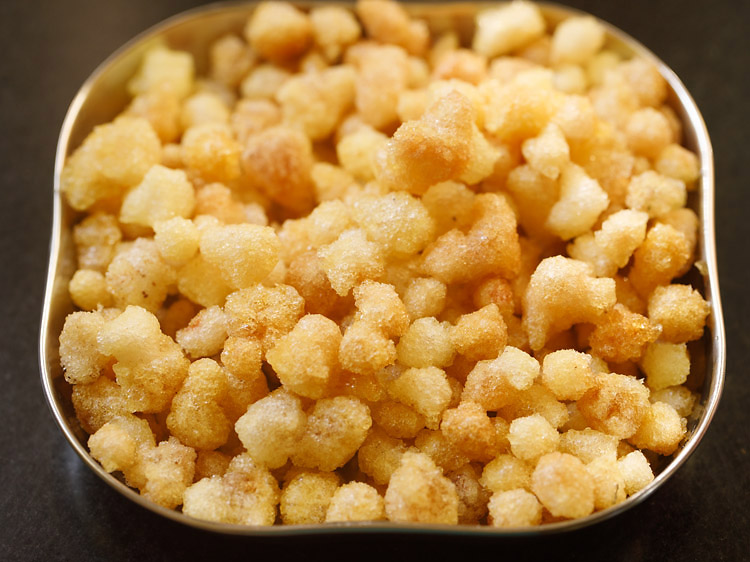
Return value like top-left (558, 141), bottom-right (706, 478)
top-left (39, 1), bottom-right (725, 535)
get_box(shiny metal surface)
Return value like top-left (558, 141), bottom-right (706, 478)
top-left (39, 1), bottom-right (725, 535)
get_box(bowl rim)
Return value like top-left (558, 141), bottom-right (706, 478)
top-left (39, 0), bottom-right (726, 536)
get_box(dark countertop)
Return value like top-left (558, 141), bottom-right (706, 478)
top-left (1, 1), bottom-right (748, 560)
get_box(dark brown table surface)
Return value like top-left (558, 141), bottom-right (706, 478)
top-left (1, 1), bottom-right (748, 560)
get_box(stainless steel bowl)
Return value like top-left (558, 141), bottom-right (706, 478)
top-left (39, 1), bottom-right (725, 535)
